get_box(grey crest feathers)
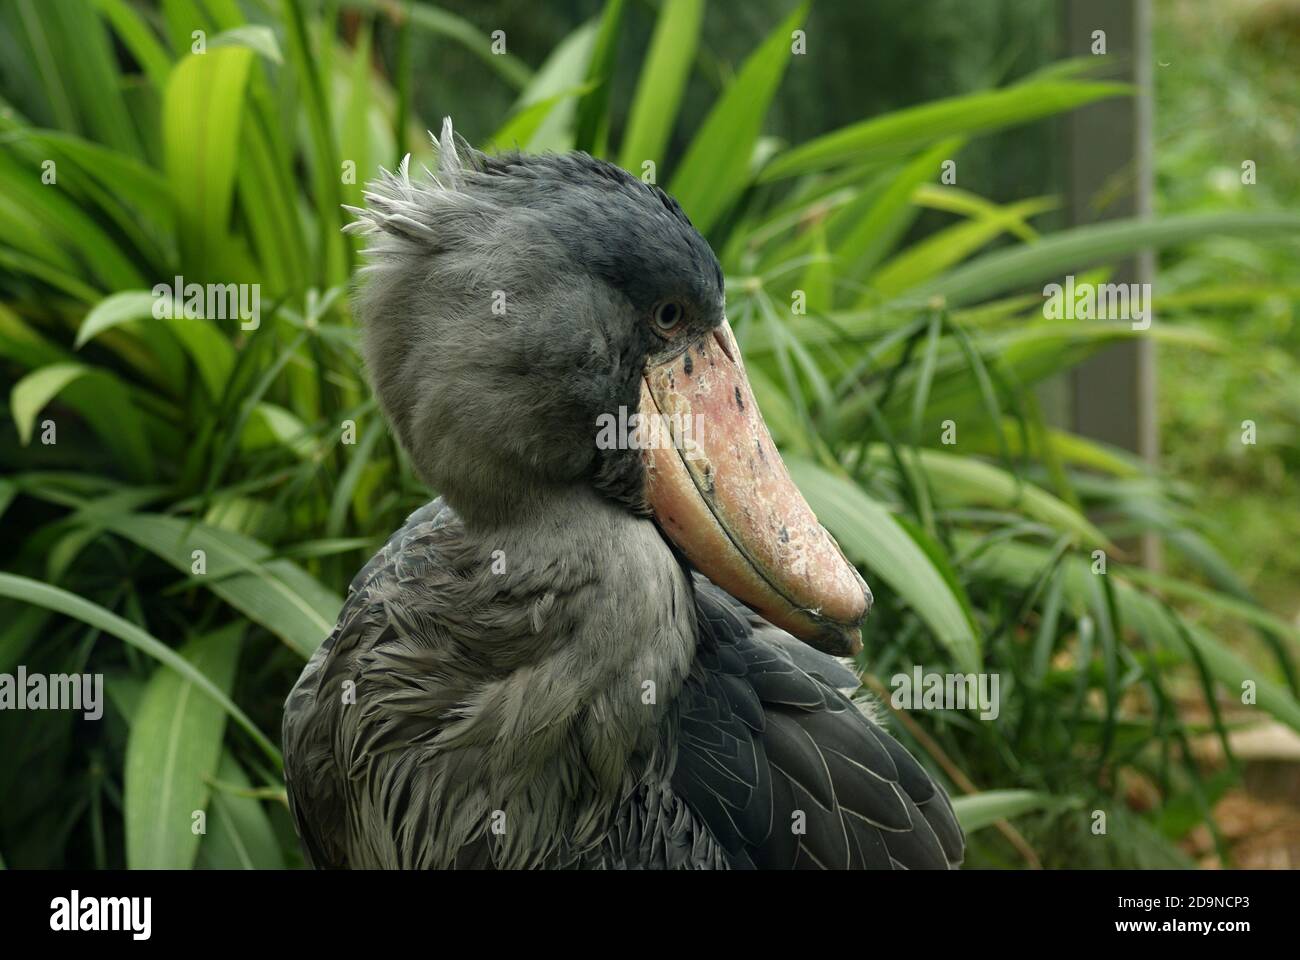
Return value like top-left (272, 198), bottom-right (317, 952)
top-left (342, 119), bottom-right (724, 527)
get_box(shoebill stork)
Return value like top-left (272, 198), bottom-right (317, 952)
top-left (283, 121), bottom-right (964, 870)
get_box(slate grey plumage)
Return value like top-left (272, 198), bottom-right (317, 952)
top-left (282, 122), bottom-right (963, 869)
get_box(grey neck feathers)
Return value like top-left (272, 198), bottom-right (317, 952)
top-left (409, 485), bottom-right (696, 863)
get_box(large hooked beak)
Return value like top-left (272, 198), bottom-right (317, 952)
top-left (639, 319), bottom-right (870, 656)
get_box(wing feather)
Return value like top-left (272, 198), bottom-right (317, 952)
top-left (670, 576), bottom-right (964, 869)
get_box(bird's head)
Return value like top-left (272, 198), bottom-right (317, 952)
top-left (346, 120), bottom-right (869, 655)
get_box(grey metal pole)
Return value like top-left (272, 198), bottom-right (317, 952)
top-left (1061, 0), bottom-right (1160, 568)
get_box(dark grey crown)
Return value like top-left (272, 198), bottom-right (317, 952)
top-left (344, 120), bottom-right (725, 525)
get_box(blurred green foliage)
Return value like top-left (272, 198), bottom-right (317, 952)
top-left (0, 0), bottom-right (1296, 870)
top-left (1154, 0), bottom-right (1300, 621)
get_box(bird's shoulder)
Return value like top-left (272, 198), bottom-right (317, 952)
top-left (286, 498), bottom-right (461, 709)
top-left (282, 498), bottom-right (464, 867)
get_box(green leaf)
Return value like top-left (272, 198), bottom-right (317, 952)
top-left (163, 46), bottom-right (255, 276)
top-left (572, 0), bottom-right (625, 156)
top-left (342, 0), bottom-right (532, 90)
top-left (786, 457), bottom-right (981, 672)
top-left (869, 446), bottom-right (1111, 549)
top-left (1119, 566), bottom-right (1300, 646)
top-left (236, 112), bottom-right (308, 296)
top-left (77, 291), bottom-right (235, 400)
top-left (283, 0), bottom-right (347, 286)
top-left (916, 212), bottom-right (1300, 308)
top-left (0, 248), bottom-right (99, 303)
top-left (210, 24), bottom-right (282, 63)
top-left (196, 752), bottom-right (286, 869)
top-left (979, 421), bottom-right (1142, 478)
top-left (0, 304), bottom-right (71, 369)
top-left (0, 182), bottom-right (77, 272)
top-left (125, 626), bottom-right (241, 868)
top-left (484, 82), bottom-right (597, 153)
top-left (12, 149), bottom-right (171, 270)
top-left (510, 20), bottom-right (598, 153)
top-left (967, 539), bottom-right (1300, 735)
top-left (618, 0), bottom-right (703, 173)
top-left (0, 573), bottom-right (277, 761)
top-left (669, 1), bottom-right (808, 233)
top-left (243, 402), bottom-right (314, 459)
top-left (9, 0), bottom-right (77, 131)
top-left (872, 196), bottom-right (1057, 295)
top-left (16, 130), bottom-right (174, 229)
top-left (75, 291), bottom-right (157, 348)
top-left (90, 0), bottom-right (173, 88)
top-left (0, 604), bottom-right (48, 676)
top-left (1182, 623), bottom-right (1300, 732)
top-left (846, 321), bottom-right (1222, 436)
top-left (27, 0), bottom-right (145, 157)
top-left (327, 417), bottom-right (382, 536)
top-left (340, 17), bottom-right (375, 214)
top-left (824, 139), bottom-right (961, 286)
top-left (760, 80), bottom-right (1129, 181)
top-left (99, 513), bottom-right (341, 658)
top-left (800, 224), bottom-right (834, 315)
top-left (164, 320), bottom-right (236, 401)
top-left (11, 363), bottom-right (154, 480)
top-left (10, 361), bottom-right (86, 444)
top-left (913, 184), bottom-right (1044, 242)
top-left (70, 292), bottom-right (187, 393)
top-left (0, 149), bottom-right (145, 291)
top-left (951, 790), bottom-right (1075, 832)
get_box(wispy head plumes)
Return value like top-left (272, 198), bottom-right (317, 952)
top-left (342, 117), bottom-right (490, 259)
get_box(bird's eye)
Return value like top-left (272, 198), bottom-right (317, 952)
top-left (652, 300), bottom-right (684, 333)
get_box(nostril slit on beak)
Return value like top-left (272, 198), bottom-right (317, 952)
top-left (713, 328), bottom-right (736, 363)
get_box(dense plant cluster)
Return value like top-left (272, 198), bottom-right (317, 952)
top-left (0, 0), bottom-right (1295, 868)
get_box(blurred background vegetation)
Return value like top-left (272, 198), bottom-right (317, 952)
top-left (0, 0), bottom-right (1296, 869)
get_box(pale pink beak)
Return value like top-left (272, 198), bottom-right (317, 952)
top-left (639, 319), bottom-right (870, 656)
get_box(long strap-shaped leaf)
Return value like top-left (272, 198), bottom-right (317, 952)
top-left (669, 1), bottom-right (809, 234)
top-left (914, 211), bottom-right (1300, 308)
top-left (125, 627), bottom-right (241, 868)
top-left (0, 573), bottom-right (279, 764)
top-left (786, 457), bottom-right (982, 673)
